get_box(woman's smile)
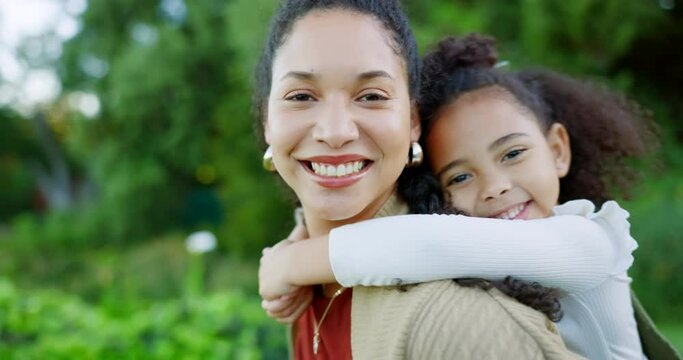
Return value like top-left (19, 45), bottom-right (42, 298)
top-left (300, 155), bottom-right (373, 188)
top-left (264, 9), bottom-right (418, 230)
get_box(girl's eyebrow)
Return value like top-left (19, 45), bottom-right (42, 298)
top-left (437, 158), bottom-right (466, 179)
top-left (488, 132), bottom-right (528, 151)
top-left (436, 133), bottom-right (530, 178)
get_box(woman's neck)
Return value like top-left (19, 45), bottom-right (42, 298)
top-left (303, 188), bottom-right (396, 238)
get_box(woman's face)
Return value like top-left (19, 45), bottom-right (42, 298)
top-left (426, 87), bottom-right (570, 220)
top-left (264, 10), bottom-right (418, 227)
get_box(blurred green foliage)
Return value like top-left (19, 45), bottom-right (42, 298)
top-left (1, 0), bottom-right (682, 356)
top-left (0, 278), bottom-right (287, 359)
top-left (0, 109), bottom-right (41, 219)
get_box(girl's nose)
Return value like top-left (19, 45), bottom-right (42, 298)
top-left (480, 174), bottom-right (511, 201)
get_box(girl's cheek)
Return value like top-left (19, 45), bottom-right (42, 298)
top-left (447, 190), bottom-right (474, 215)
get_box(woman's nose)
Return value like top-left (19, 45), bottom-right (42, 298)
top-left (312, 98), bottom-right (359, 148)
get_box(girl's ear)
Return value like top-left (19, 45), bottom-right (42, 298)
top-left (410, 102), bottom-right (422, 142)
top-left (546, 122), bottom-right (571, 178)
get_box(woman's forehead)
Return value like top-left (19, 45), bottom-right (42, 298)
top-left (271, 9), bottom-right (405, 82)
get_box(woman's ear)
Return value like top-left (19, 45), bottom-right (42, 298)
top-left (262, 105), bottom-right (271, 144)
top-left (264, 122), bottom-right (271, 145)
top-left (546, 122), bottom-right (571, 178)
top-left (410, 102), bottom-right (422, 142)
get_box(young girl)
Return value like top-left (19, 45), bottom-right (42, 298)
top-left (258, 34), bottom-right (676, 359)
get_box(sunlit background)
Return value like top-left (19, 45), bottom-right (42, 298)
top-left (1, 0), bottom-right (681, 358)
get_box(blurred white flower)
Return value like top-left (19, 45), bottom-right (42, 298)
top-left (185, 231), bottom-right (216, 254)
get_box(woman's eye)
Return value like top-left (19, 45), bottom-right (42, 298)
top-left (502, 149), bottom-right (526, 161)
top-left (358, 93), bottom-right (388, 102)
top-left (448, 173), bottom-right (471, 186)
top-left (285, 92), bottom-right (315, 102)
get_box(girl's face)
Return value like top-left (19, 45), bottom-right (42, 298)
top-left (426, 87), bottom-right (570, 220)
top-left (264, 10), bottom-right (418, 229)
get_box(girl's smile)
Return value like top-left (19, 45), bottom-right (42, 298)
top-left (488, 200), bottom-right (533, 220)
top-left (426, 86), bottom-right (571, 220)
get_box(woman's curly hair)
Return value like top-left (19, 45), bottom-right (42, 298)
top-left (411, 33), bottom-right (658, 322)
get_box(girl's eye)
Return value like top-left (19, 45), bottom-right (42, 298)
top-left (448, 173), bottom-right (471, 186)
top-left (502, 148), bottom-right (526, 161)
top-left (358, 92), bottom-right (388, 102)
top-left (285, 92), bottom-right (315, 102)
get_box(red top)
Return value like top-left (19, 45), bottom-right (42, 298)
top-left (294, 287), bottom-right (353, 360)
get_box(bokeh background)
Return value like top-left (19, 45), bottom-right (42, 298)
top-left (1, 0), bottom-right (681, 358)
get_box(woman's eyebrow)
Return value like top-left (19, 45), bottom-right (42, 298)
top-left (280, 71), bottom-right (318, 81)
top-left (280, 70), bottom-right (393, 83)
top-left (488, 132), bottom-right (528, 151)
top-left (357, 70), bottom-right (393, 81)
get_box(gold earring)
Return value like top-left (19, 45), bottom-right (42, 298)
top-left (263, 146), bottom-right (275, 171)
top-left (407, 142), bottom-right (423, 167)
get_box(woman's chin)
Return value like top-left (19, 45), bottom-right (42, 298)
top-left (307, 201), bottom-right (365, 223)
top-left (296, 181), bottom-right (396, 227)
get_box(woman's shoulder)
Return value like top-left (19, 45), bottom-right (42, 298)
top-left (352, 281), bottom-right (581, 359)
top-left (414, 282), bottom-right (578, 358)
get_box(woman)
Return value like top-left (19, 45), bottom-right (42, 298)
top-left (254, 0), bottom-right (579, 358)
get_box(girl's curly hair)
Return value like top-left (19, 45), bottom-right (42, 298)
top-left (412, 33), bottom-right (658, 322)
top-left (516, 69), bottom-right (658, 205)
top-left (419, 33), bottom-right (658, 206)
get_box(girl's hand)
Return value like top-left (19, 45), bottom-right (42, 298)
top-left (261, 286), bottom-right (314, 324)
top-left (259, 239), bottom-right (297, 300)
top-left (259, 221), bottom-right (308, 301)
top-left (288, 222), bottom-right (308, 241)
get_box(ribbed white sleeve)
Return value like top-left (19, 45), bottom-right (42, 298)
top-left (557, 275), bottom-right (644, 359)
top-left (329, 200), bottom-right (634, 294)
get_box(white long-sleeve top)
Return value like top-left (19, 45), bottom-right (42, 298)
top-left (329, 200), bottom-right (644, 360)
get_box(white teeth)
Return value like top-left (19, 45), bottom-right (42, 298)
top-left (310, 161), bottom-right (366, 178)
top-left (496, 203), bottom-right (526, 220)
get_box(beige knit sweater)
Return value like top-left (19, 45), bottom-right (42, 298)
top-left (291, 195), bottom-right (582, 359)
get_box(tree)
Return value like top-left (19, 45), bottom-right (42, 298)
top-left (54, 0), bottom-right (291, 252)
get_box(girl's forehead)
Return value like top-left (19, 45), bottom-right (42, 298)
top-left (431, 89), bottom-right (543, 142)
top-left (449, 87), bottom-right (539, 125)
top-left (454, 86), bottom-right (518, 107)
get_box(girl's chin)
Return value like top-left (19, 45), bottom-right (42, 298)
top-left (525, 206), bottom-right (552, 220)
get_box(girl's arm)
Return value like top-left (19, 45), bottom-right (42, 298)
top-left (261, 201), bottom-right (634, 298)
top-left (330, 211), bottom-right (627, 293)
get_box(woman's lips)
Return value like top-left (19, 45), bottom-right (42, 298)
top-left (300, 155), bottom-right (372, 189)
